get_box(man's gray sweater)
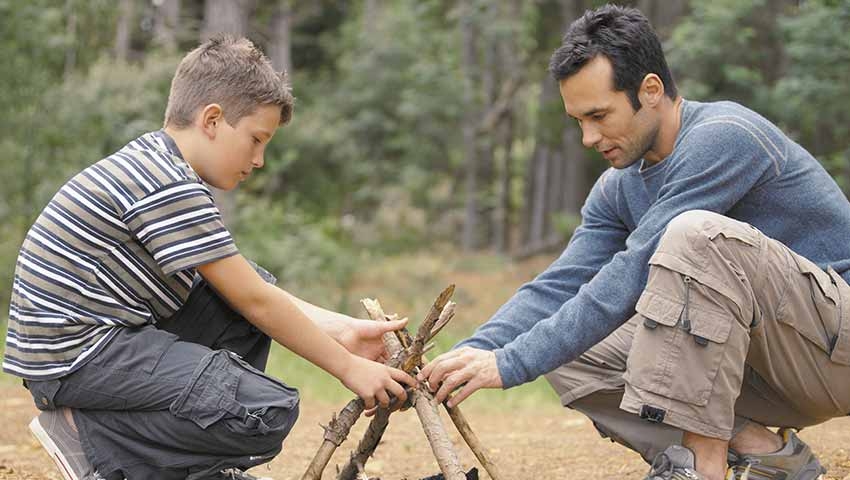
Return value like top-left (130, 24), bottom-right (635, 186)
top-left (457, 99), bottom-right (850, 388)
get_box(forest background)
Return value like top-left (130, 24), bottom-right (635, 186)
top-left (1, 0), bottom-right (849, 408)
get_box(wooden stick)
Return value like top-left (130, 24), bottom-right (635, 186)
top-left (445, 404), bottom-right (506, 480)
top-left (337, 407), bottom-right (391, 480)
top-left (406, 285), bottom-right (455, 372)
top-left (426, 302), bottom-right (456, 344)
top-left (413, 389), bottom-right (466, 480)
top-left (302, 299), bottom-right (401, 480)
top-left (301, 398), bottom-right (366, 480)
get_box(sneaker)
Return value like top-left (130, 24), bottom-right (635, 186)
top-left (728, 429), bottom-right (826, 480)
top-left (646, 445), bottom-right (734, 480)
top-left (220, 468), bottom-right (273, 480)
top-left (29, 409), bottom-right (102, 480)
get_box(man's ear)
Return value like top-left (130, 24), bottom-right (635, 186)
top-left (199, 104), bottom-right (224, 139)
top-left (640, 73), bottom-right (665, 108)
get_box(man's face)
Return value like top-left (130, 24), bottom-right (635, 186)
top-left (203, 104), bottom-right (280, 190)
top-left (559, 56), bottom-right (659, 169)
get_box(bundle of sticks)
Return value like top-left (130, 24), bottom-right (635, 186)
top-left (300, 285), bottom-right (505, 480)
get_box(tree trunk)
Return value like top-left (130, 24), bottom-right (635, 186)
top-left (114, 0), bottom-right (134, 62)
top-left (269, 0), bottom-right (293, 73)
top-left (64, 0), bottom-right (77, 80)
top-left (200, 0), bottom-right (253, 227)
top-left (460, 0), bottom-right (481, 251)
top-left (153, 0), bottom-right (181, 53)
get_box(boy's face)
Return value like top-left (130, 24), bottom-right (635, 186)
top-left (201, 104), bottom-right (280, 190)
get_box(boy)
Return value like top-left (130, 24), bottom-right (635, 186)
top-left (3, 35), bottom-right (415, 480)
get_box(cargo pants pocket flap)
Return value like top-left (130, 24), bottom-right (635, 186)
top-left (687, 305), bottom-right (733, 344)
top-left (636, 291), bottom-right (684, 328)
top-left (170, 350), bottom-right (241, 429)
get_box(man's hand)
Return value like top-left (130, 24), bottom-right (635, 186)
top-left (335, 317), bottom-right (409, 362)
top-left (416, 347), bottom-right (503, 407)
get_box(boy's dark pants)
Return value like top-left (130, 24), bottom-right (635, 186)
top-left (26, 270), bottom-right (300, 480)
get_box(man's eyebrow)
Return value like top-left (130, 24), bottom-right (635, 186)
top-left (581, 107), bottom-right (609, 117)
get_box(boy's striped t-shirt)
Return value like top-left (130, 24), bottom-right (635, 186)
top-left (3, 131), bottom-right (239, 380)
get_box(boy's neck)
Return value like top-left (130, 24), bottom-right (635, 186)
top-left (163, 125), bottom-right (203, 176)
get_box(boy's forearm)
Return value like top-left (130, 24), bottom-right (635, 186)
top-left (282, 291), bottom-right (353, 340)
top-left (248, 283), bottom-right (352, 379)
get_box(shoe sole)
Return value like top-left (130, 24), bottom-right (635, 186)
top-left (29, 416), bottom-right (79, 480)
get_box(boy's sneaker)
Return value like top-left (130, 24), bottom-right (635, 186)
top-left (645, 445), bottom-right (734, 480)
top-left (28, 409), bottom-right (102, 480)
top-left (220, 468), bottom-right (273, 480)
top-left (727, 429), bottom-right (826, 479)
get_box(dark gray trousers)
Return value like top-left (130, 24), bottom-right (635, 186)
top-left (26, 272), bottom-right (300, 480)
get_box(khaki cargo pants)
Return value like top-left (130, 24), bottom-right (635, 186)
top-left (546, 210), bottom-right (850, 462)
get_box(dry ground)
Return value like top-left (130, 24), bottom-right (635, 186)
top-left (2, 388), bottom-right (850, 480)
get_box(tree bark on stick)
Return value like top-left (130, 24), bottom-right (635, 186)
top-left (445, 405), bottom-right (506, 480)
top-left (414, 389), bottom-right (466, 480)
top-left (301, 398), bottom-right (366, 480)
top-left (336, 407), bottom-right (391, 480)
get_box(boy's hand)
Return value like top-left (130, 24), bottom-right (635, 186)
top-left (337, 317), bottom-right (409, 362)
top-left (341, 355), bottom-right (417, 410)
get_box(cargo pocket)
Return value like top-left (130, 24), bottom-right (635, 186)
top-left (777, 254), bottom-right (841, 357)
top-left (170, 350), bottom-right (299, 432)
top-left (625, 288), bottom-right (732, 407)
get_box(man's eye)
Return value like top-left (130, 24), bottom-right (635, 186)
top-left (592, 113), bottom-right (606, 121)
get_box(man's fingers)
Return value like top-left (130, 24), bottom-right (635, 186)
top-left (447, 379), bottom-right (479, 408)
top-left (426, 358), bottom-right (466, 391)
top-left (434, 371), bottom-right (468, 404)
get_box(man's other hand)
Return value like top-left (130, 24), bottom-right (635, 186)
top-left (416, 347), bottom-right (503, 407)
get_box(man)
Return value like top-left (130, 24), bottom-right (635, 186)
top-left (419, 5), bottom-right (850, 480)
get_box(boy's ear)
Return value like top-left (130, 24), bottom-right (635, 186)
top-left (199, 104), bottom-right (224, 139)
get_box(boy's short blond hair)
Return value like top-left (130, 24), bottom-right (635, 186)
top-left (164, 35), bottom-right (294, 128)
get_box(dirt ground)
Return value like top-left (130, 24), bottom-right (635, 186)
top-left (2, 388), bottom-right (850, 479)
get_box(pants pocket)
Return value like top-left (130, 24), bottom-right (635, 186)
top-left (777, 253), bottom-right (840, 356)
top-left (169, 350), bottom-right (299, 431)
top-left (625, 288), bottom-right (732, 407)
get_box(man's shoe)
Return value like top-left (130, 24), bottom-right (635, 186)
top-left (728, 429), bottom-right (826, 480)
top-left (221, 468), bottom-right (273, 480)
top-left (646, 445), bottom-right (735, 480)
top-left (28, 409), bottom-right (102, 480)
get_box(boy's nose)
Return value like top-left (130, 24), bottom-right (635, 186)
top-left (253, 155), bottom-right (264, 168)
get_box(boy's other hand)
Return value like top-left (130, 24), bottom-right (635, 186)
top-left (338, 317), bottom-right (409, 362)
top-left (341, 356), bottom-right (417, 410)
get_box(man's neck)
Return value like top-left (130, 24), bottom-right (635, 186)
top-left (644, 96), bottom-right (684, 164)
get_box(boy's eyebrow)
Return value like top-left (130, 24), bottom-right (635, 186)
top-left (255, 129), bottom-right (273, 140)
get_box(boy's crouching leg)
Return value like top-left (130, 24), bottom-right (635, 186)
top-left (168, 349), bottom-right (300, 476)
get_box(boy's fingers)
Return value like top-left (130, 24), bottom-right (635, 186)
top-left (376, 390), bottom-right (391, 409)
top-left (363, 396), bottom-right (376, 410)
top-left (389, 367), bottom-right (417, 388)
top-left (386, 380), bottom-right (408, 406)
top-left (364, 406), bottom-right (378, 417)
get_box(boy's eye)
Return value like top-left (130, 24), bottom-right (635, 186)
top-left (253, 137), bottom-right (261, 145)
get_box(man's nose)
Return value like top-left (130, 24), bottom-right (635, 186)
top-left (581, 125), bottom-right (601, 149)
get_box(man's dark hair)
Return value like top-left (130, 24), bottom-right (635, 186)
top-left (549, 4), bottom-right (677, 111)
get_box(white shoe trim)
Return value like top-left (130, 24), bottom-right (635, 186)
top-left (29, 416), bottom-right (79, 480)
